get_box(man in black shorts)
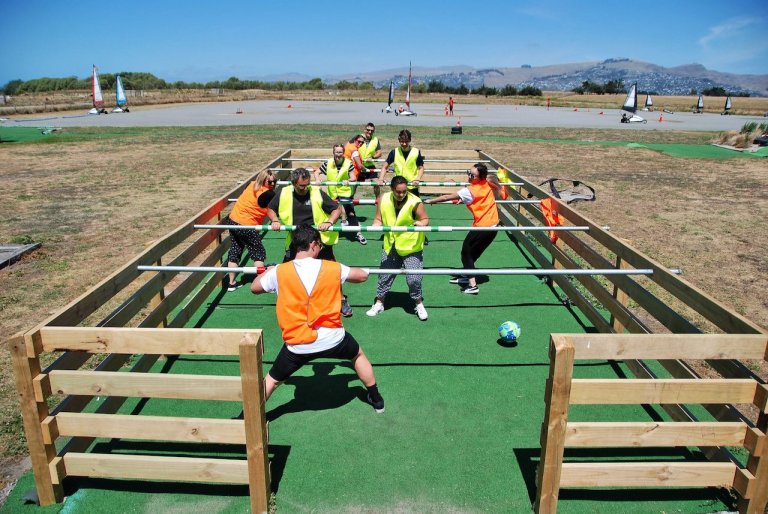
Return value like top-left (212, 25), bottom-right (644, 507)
top-left (251, 224), bottom-right (385, 413)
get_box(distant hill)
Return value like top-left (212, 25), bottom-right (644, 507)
top-left (325, 59), bottom-right (768, 96)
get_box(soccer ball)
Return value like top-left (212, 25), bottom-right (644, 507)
top-left (498, 321), bottom-right (521, 342)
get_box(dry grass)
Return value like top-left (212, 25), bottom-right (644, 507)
top-left (1, 123), bottom-right (767, 498)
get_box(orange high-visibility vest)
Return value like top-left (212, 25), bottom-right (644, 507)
top-left (540, 197), bottom-right (561, 243)
top-left (230, 183), bottom-right (270, 225)
top-left (275, 260), bottom-right (343, 345)
top-left (466, 181), bottom-right (499, 227)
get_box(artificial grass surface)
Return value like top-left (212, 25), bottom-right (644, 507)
top-left (2, 204), bottom-right (734, 513)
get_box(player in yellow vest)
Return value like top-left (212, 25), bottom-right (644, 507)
top-left (314, 144), bottom-right (367, 245)
top-left (359, 122), bottom-right (382, 196)
top-left (365, 176), bottom-right (430, 321)
top-left (250, 224), bottom-right (385, 413)
top-left (378, 129), bottom-right (424, 195)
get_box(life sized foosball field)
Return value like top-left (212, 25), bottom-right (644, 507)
top-left (6, 149), bottom-right (767, 513)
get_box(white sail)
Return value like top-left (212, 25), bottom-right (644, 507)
top-left (405, 61), bottom-right (412, 109)
top-left (622, 83), bottom-right (637, 113)
top-left (724, 96), bottom-right (732, 110)
top-left (116, 76), bottom-right (127, 107)
top-left (92, 65), bottom-right (104, 107)
top-left (645, 94), bottom-right (653, 107)
top-left (697, 95), bottom-right (704, 109)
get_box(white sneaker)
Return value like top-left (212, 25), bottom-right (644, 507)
top-left (366, 302), bottom-right (385, 317)
top-left (415, 303), bottom-right (428, 321)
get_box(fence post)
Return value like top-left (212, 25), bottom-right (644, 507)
top-left (610, 257), bottom-right (631, 333)
top-left (239, 333), bottom-right (271, 513)
top-left (8, 333), bottom-right (62, 505)
top-left (535, 335), bottom-right (575, 513)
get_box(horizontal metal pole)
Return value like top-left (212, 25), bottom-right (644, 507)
top-left (281, 158), bottom-right (492, 164)
top-left (195, 224), bottom-right (589, 233)
top-left (227, 198), bottom-right (541, 205)
top-left (269, 167), bottom-right (517, 176)
top-left (275, 180), bottom-right (524, 187)
top-left (138, 265), bottom-right (670, 276)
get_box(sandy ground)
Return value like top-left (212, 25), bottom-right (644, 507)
top-left (6, 100), bottom-right (765, 131)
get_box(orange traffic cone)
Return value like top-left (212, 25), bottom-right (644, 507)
top-left (573, 108), bottom-right (578, 112)
top-left (598, 111), bottom-right (604, 115)
top-left (287, 104), bottom-right (292, 108)
top-left (456, 118), bottom-right (461, 127)
top-left (658, 113), bottom-right (663, 123)
top-left (444, 105), bottom-right (449, 116)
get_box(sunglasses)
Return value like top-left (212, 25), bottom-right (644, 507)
top-left (466, 170), bottom-right (478, 178)
top-left (356, 139), bottom-right (364, 144)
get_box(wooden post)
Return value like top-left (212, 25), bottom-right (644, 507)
top-left (148, 258), bottom-right (167, 327)
top-left (8, 333), bottom-right (62, 505)
top-left (535, 335), bottom-right (575, 514)
top-left (740, 385), bottom-right (768, 513)
top-left (610, 257), bottom-right (631, 333)
top-left (239, 333), bottom-right (270, 513)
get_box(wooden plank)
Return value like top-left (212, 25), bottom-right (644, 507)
top-left (8, 334), bottom-right (62, 504)
top-left (611, 257), bottom-right (631, 333)
top-left (559, 461), bottom-right (737, 488)
top-left (555, 228), bottom-right (698, 334)
top-left (62, 453), bottom-right (249, 484)
top-left (566, 334), bottom-right (768, 361)
top-left (144, 239), bottom-right (229, 328)
top-left (564, 422), bottom-right (749, 448)
top-left (39, 327), bottom-right (262, 356)
top-left (49, 370), bottom-right (243, 401)
top-left (740, 427), bottom-right (768, 512)
top-left (534, 335), bottom-right (575, 514)
top-left (570, 379), bottom-right (758, 405)
top-left (239, 334), bottom-right (270, 514)
top-left (98, 228), bottom-right (221, 328)
top-left (54, 412), bottom-right (246, 444)
top-left (552, 202), bottom-right (766, 335)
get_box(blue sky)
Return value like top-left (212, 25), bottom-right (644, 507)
top-left (1, 0), bottom-right (766, 86)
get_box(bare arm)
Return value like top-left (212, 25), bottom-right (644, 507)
top-left (424, 192), bottom-right (461, 204)
top-left (250, 276), bottom-right (267, 294)
top-left (378, 161), bottom-right (390, 185)
top-left (413, 202), bottom-right (429, 226)
top-left (371, 203), bottom-right (383, 226)
top-left (346, 267), bottom-right (369, 283)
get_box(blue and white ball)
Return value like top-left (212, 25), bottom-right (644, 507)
top-left (498, 321), bottom-right (521, 342)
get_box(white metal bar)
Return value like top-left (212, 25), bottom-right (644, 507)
top-left (195, 224), bottom-right (589, 233)
top-left (138, 265), bottom-right (666, 277)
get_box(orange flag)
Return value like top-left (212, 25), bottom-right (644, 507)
top-left (540, 197), bottom-right (561, 243)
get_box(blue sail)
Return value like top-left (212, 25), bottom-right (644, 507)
top-left (115, 76), bottom-right (127, 107)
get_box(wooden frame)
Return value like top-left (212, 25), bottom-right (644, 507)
top-left (7, 149), bottom-right (767, 512)
top-left (13, 327), bottom-right (270, 513)
top-left (535, 334), bottom-right (768, 514)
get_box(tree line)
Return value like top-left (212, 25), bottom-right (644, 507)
top-left (1, 73), bottom-right (543, 97)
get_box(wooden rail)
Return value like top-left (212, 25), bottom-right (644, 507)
top-left (535, 334), bottom-right (768, 514)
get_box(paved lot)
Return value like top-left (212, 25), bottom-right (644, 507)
top-left (8, 100), bottom-right (764, 131)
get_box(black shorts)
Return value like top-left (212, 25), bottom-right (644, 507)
top-left (268, 331), bottom-right (361, 382)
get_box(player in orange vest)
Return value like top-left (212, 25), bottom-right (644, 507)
top-left (221, 169), bottom-right (277, 291)
top-left (424, 163), bottom-right (499, 295)
top-left (250, 224), bottom-right (385, 413)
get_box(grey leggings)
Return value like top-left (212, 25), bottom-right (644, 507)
top-left (375, 249), bottom-right (423, 301)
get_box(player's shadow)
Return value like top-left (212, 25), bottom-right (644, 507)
top-left (266, 362), bottom-right (364, 421)
top-left (379, 291), bottom-right (419, 315)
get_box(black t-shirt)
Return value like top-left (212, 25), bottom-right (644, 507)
top-left (267, 186), bottom-right (338, 225)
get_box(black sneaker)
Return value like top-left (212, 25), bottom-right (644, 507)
top-left (366, 393), bottom-right (385, 413)
top-left (227, 282), bottom-right (243, 292)
top-left (341, 295), bottom-right (353, 317)
top-left (448, 276), bottom-right (469, 284)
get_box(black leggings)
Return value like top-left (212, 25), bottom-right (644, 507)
top-left (222, 216), bottom-right (266, 264)
top-left (268, 332), bottom-right (361, 382)
top-left (460, 230), bottom-right (497, 269)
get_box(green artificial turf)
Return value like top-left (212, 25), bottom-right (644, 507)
top-left (2, 204), bottom-right (734, 513)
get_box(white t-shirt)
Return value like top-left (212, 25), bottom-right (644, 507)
top-left (259, 257), bottom-right (351, 354)
top-left (457, 187), bottom-right (474, 205)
